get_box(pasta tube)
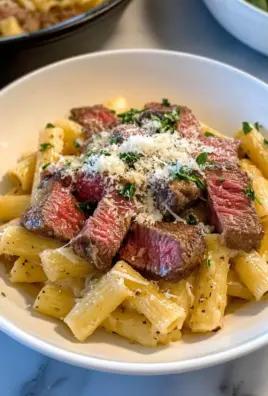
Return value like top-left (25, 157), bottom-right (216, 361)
top-left (234, 251), bottom-right (268, 300)
top-left (10, 257), bottom-right (47, 283)
top-left (189, 234), bottom-right (231, 332)
top-left (40, 247), bottom-right (96, 282)
top-left (64, 272), bottom-right (130, 341)
top-left (111, 261), bottom-right (185, 334)
top-left (0, 195), bottom-right (30, 222)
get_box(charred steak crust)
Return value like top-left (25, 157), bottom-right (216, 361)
top-left (21, 180), bottom-right (85, 241)
top-left (153, 179), bottom-right (202, 219)
top-left (120, 222), bottom-right (206, 281)
top-left (70, 105), bottom-right (118, 134)
top-left (206, 165), bottom-right (263, 251)
top-left (71, 193), bottom-right (134, 271)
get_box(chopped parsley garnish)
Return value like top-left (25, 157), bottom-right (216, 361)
top-left (118, 183), bottom-right (136, 200)
top-left (218, 177), bottom-right (225, 183)
top-left (110, 136), bottom-right (120, 145)
top-left (161, 98), bottom-right (171, 107)
top-left (118, 108), bottom-right (140, 124)
top-left (244, 185), bottom-right (262, 205)
top-left (242, 122), bottom-right (253, 135)
top-left (204, 131), bottom-right (215, 137)
top-left (110, 109), bottom-right (116, 114)
top-left (196, 152), bottom-right (209, 166)
top-left (152, 107), bottom-right (180, 133)
top-left (73, 139), bottom-right (80, 149)
top-left (39, 142), bottom-right (53, 152)
top-left (119, 152), bottom-right (143, 168)
top-left (173, 166), bottom-right (206, 191)
top-left (206, 258), bottom-right (212, 269)
top-left (76, 201), bottom-right (96, 215)
top-left (254, 122), bottom-right (262, 131)
top-left (99, 149), bottom-right (111, 156)
top-left (41, 162), bottom-right (50, 170)
top-left (264, 139), bottom-right (268, 148)
top-left (45, 123), bottom-right (55, 129)
top-left (186, 214), bottom-right (198, 225)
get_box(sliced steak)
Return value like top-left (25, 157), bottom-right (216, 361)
top-left (153, 179), bottom-right (201, 219)
top-left (140, 102), bottom-right (177, 120)
top-left (70, 105), bottom-right (118, 134)
top-left (206, 166), bottom-right (263, 251)
top-left (176, 106), bottom-right (202, 139)
top-left (74, 172), bottom-right (105, 202)
top-left (200, 136), bottom-right (240, 165)
top-left (71, 193), bottom-right (134, 271)
top-left (110, 124), bottom-right (146, 143)
top-left (21, 180), bottom-right (85, 241)
top-left (120, 222), bottom-right (205, 281)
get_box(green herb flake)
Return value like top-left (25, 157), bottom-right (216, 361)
top-left (218, 177), bottom-right (225, 183)
top-left (110, 136), bottom-right (119, 145)
top-left (152, 107), bottom-right (180, 133)
top-left (99, 149), bottom-right (111, 156)
top-left (206, 258), bottom-right (212, 269)
top-left (119, 152), bottom-right (143, 168)
top-left (39, 142), bottom-right (53, 152)
top-left (161, 98), bottom-right (171, 107)
top-left (254, 122), bottom-right (262, 131)
top-left (186, 214), bottom-right (198, 225)
top-left (242, 122), bottom-right (253, 135)
top-left (73, 140), bottom-right (80, 149)
top-left (41, 162), bottom-right (51, 171)
top-left (204, 131), bottom-right (215, 137)
top-left (76, 201), bottom-right (95, 214)
top-left (118, 108), bottom-right (140, 124)
top-left (118, 183), bottom-right (136, 200)
top-left (110, 109), bottom-right (116, 114)
top-left (173, 166), bottom-right (206, 191)
top-left (244, 185), bottom-right (262, 205)
top-left (196, 152), bottom-right (209, 166)
top-left (264, 139), bottom-right (268, 148)
top-left (45, 123), bottom-right (55, 129)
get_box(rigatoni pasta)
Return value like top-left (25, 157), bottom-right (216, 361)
top-left (189, 235), bottom-right (231, 332)
top-left (64, 272), bottom-right (130, 341)
top-left (0, 195), bottom-right (30, 222)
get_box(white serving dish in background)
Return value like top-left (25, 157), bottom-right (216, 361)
top-left (203, 0), bottom-right (268, 56)
top-left (1, 49), bottom-right (268, 374)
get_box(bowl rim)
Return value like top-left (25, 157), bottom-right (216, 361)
top-left (237, 0), bottom-right (268, 18)
top-left (0, 0), bottom-right (125, 45)
top-left (1, 49), bottom-right (268, 374)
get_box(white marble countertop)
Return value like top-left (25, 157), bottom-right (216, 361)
top-left (2, 0), bottom-right (268, 395)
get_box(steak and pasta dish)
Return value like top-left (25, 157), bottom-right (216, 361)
top-left (1, 96), bottom-right (268, 347)
top-left (0, 0), bottom-right (106, 37)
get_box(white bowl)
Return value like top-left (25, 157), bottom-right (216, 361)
top-left (203, 0), bottom-right (268, 56)
top-left (1, 50), bottom-right (268, 374)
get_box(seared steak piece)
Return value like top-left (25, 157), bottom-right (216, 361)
top-left (153, 179), bottom-right (201, 219)
top-left (70, 105), bottom-right (118, 134)
top-left (140, 102), bottom-right (177, 120)
top-left (200, 136), bottom-right (240, 165)
top-left (21, 180), bottom-right (85, 241)
top-left (71, 193), bottom-right (134, 271)
top-left (110, 124), bottom-right (146, 143)
top-left (206, 166), bottom-right (263, 251)
top-left (119, 222), bottom-right (205, 281)
top-left (176, 106), bottom-right (202, 139)
top-left (74, 173), bottom-right (105, 202)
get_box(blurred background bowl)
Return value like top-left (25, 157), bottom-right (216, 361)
top-left (203, 0), bottom-right (268, 56)
top-left (0, 0), bottom-right (126, 49)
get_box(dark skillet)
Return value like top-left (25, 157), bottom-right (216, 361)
top-left (0, 0), bottom-right (125, 49)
